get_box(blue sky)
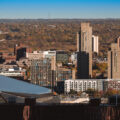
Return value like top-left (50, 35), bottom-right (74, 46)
top-left (0, 0), bottom-right (120, 19)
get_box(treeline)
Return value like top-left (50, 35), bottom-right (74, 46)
top-left (0, 19), bottom-right (120, 56)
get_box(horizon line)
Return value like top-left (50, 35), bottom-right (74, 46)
top-left (0, 18), bottom-right (120, 20)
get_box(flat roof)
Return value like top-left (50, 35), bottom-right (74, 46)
top-left (0, 75), bottom-right (51, 98)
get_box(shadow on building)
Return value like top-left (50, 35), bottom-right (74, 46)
top-left (77, 52), bottom-right (91, 79)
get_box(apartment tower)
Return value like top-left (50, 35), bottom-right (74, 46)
top-left (108, 37), bottom-right (120, 79)
top-left (77, 23), bottom-right (92, 79)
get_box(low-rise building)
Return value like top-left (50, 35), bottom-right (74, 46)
top-left (0, 66), bottom-right (26, 80)
top-left (57, 79), bottom-right (120, 94)
top-left (103, 79), bottom-right (120, 91)
top-left (56, 51), bottom-right (69, 64)
top-left (26, 51), bottom-right (43, 60)
top-left (57, 79), bottom-right (105, 94)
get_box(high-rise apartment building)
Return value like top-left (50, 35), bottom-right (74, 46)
top-left (92, 35), bottom-right (99, 54)
top-left (77, 23), bottom-right (92, 79)
top-left (108, 37), bottom-right (120, 79)
top-left (30, 58), bottom-right (52, 87)
top-left (77, 23), bottom-right (92, 52)
top-left (30, 56), bottom-right (72, 89)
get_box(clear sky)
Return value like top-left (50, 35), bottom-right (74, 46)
top-left (0, 0), bottom-right (120, 19)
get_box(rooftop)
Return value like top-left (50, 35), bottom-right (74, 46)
top-left (0, 75), bottom-right (51, 98)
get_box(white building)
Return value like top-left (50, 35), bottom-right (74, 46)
top-left (70, 52), bottom-right (77, 65)
top-left (57, 79), bottom-right (120, 94)
top-left (43, 51), bottom-right (56, 59)
top-left (26, 50), bottom-right (56, 60)
top-left (64, 79), bottom-right (104, 93)
top-left (92, 35), bottom-right (99, 54)
top-left (0, 72), bottom-right (22, 77)
top-left (0, 66), bottom-right (25, 77)
top-left (26, 51), bottom-right (43, 60)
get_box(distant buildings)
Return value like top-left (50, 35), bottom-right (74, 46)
top-left (0, 65), bottom-right (26, 80)
top-left (56, 51), bottom-right (69, 64)
top-left (26, 50), bottom-right (69, 64)
top-left (0, 52), bottom-right (5, 63)
top-left (26, 51), bottom-right (43, 60)
top-left (92, 35), bottom-right (99, 54)
top-left (0, 52), bottom-right (16, 64)
top-left (77, 23), bottom-right (92, 79)
top-left (108, 37), bottom-right (120, 79)
top-left (14, 44), bottom-right (31, 61)
top-left (43, 51), bottom-right (56, 59)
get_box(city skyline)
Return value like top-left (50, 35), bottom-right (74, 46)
top-left (0, 0), bottom-right (120, 19)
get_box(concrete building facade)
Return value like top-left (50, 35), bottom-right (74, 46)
top-left (77, 23), bottom-right (92, 79)
top-left (108, 37), bottom-right (120, 79)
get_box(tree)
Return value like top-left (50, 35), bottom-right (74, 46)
top-left (69, 89), bottom-right (77, 95)
top-left (77, 91), bottom-right (82, 96)
top-left (86, 88), bottom-right (95, 97)
top-left (86, 89), bottom-right (102, 98)
top-left (104, 88), bottom-right (118, 97)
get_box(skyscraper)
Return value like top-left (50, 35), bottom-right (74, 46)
top-left (108, 37), bottom-right (120, 79)
top-left (77, 23), bottom-right (92, 79)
